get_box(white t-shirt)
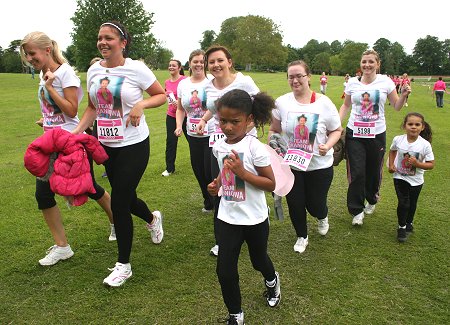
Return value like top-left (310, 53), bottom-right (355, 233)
top-left (87, 58), bottom-right (157, 147)
top-left (213, 134), bottom-right (270, 225)
top-left (205, 72), bottom-right (259, 134)
top-left (38, 63), bottom-right (81, 132)
top-left (345, 74), bottom-right (395, 134)
top-left (390, 134), bottom-right (434, 186)
top-left (273, 93), bottom-right (341, 171)
top-left (177, 77), bottom-right (211, 138)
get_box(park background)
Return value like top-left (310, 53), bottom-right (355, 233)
top-left (0, 70), bottom-right (448, 324)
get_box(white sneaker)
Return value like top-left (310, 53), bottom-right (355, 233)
top-left (293, 237), bottom-right (308, 253)
top-left (264, 271), bottom-right (281, 307)
top-left (317, 217), bottom-right (329, 236)
top-left (39, 245), bottom-right (74, 266)
top-left (146, 211), bottom-right (164, 244)
top-left (103, 262), bottom-right (132, 287)
top-left (364, 203), bottom-right (376, 215)
top-left (223, 311), bottom-right (244, 325)
top-left (352, 212), bottom-right (364, 226)
top-left (201, 208), bottom-right (213, 213)
top-left (405, 103), bottom-right (408, 107)
top-left (161, 170), bottom-right (172, 177)
top-left (210, 244), bottom-right (219, 257)
top-left (109, 224), bottom-right (116, 241)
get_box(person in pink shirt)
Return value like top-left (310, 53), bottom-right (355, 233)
top-left (162, 59), bottom-right (187, 176)
top-left (432, 77), bottom-right (447, 108)
top-left (400, 73), bottom-right (411, 107)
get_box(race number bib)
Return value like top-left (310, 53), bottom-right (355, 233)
top-left (97, 118), bottom-right (124, 142)
top-left (43, 125), bottom-right (62, 132)
top-left (283, 148), bottom-right (312, 171)
top-left (209, 130), bottom-right (225, 147)
top-left (353, 121), bottom-right (375, 138)
top-left (188, 117), bottom-right (208, 136)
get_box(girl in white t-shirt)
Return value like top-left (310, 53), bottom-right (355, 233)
top-left (20, 31), bottom-right (115, 267)
top-left (388, 112), bottom-right (434, 242)
top-left (207, 89), bottom-right (280, 325)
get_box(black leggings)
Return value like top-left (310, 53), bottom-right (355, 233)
top-left (345, 128), bottom-right (386, 216)
top-left (165, 115), bottom-right (187, 173)
top-left (35, 154), bottom-right (105, 210)
top-left (216, 218), bottom-right (275, 314)
top-left (103, 137), bottom-right (153, 264)
top-left (187, 136), bottom-right (214, 210)
top-left (285, 166), bottom-right (333, 238)
top-left (394, 178), bottom-right (423, 227)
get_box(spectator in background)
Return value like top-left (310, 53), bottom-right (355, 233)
top-left (432, 77), bottom-right (447, 108)
top-left (319, 72), bottom-right (328, 94)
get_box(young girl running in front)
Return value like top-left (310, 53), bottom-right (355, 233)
top-left (388, 112), bottom-right (434, 242)
top-left (207, 89), bottom-right (280, 325)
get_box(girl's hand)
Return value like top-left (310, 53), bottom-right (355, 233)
top-left (174, 128), bottom-right (183, 137)
top-left (401, 84), bottom-right (411, 95)
top-left (318, 143), bottom-right (330, 156)
top-left (43, 69), bottom-right (56, 89)
top-left (408, 156), bottom-right (418, 167)
top-left (36, 117), bottom-right (44, 127)
top-left (196, 119), bottom-right (205, 135)
top-left (207, 178), bottom-right (219, 196)
top-left (224, 150), bottom-right (245, 177)
top-left (388, 164), bottom-right (397, 173)
top-left (126, 105), bottom-right (144, 127)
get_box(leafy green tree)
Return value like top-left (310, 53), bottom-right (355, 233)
top-left (200, 30), bottom-right (216, 51)
top-left (329, 54), bottom-right (343, 75)
top-left (330, 40), bottom-right (343, 56)
top-left (215, 15), bottom-right (287, 71)
top-left (145, 42), bottom-right (173, 70)
top-left (413, 35), bottom-right (445, 74)
top-left (3, 40), bottom-right (22, 73)
top-left (390, 42), bottom-right (407, 75)
top-left (63, 44), bottom-right (77, 67)
top-left (339, 41), bottom-right (368, 75)
top-left (71, 0), bottom-right (157, 71)
top-left (286, 44), bottom-right (301, 65)
top-left (0, 46), bottom-right (5, 73)
top-left (373, 38), bottom-right (393, 74)
top-left (312, 52), bottom-right (331, 74)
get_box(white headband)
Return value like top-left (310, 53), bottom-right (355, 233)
top-left (101, 22), bottom-right (125, 37)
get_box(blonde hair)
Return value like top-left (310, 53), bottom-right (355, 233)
top-left (20, 31), bottom-right (67, 67)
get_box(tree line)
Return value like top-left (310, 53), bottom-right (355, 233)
top-left (1, 0), bottom-right (449, 76)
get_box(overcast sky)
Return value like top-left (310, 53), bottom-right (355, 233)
top-left (3, 0), bottom-right (448, 64)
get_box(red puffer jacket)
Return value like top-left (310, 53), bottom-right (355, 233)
top-left (24, 129), bottom-right (108, 206)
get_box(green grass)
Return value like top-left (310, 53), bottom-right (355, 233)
top-left (0, 72), bottom-right (448, 324)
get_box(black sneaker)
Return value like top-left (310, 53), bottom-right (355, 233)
top-left (263, 271), bottom-right (281, 307)
top-left (406, 223), bottom-right (414, 233)
top-left (397, 228), bottom-right (407, 242)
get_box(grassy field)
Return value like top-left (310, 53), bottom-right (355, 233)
top-left (0, 71), bottom-right (448, 325)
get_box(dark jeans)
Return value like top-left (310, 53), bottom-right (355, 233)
top-left (216, 218), bottom-right (275, 314)
top-left (165, 115), bottom-right (187, 173)
top-left (345, 128), bottom-right (386, 216)
top-left (394, 178), bottom-right (423, 227)
top-left (435, 91), bottom-right (444, 107)
top-left (103, 138), bottom-right (153, 264)
top-left (285, 166), bottom-right (333, 238)
top-left (188, 136), bottom-right (214, 210)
